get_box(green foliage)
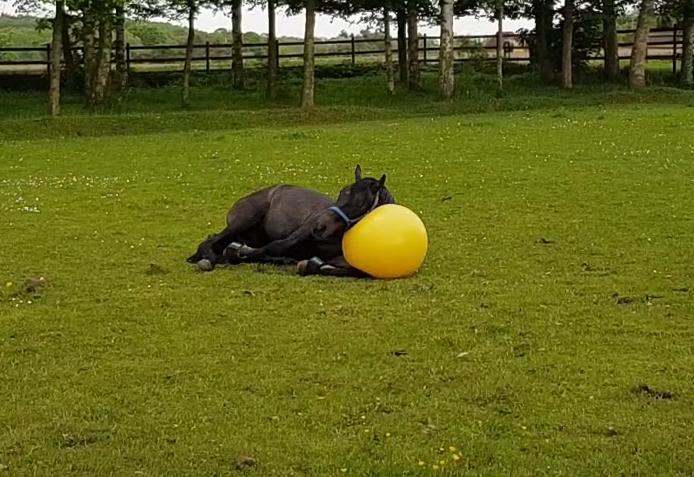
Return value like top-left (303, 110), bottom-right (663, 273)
top-left (0, 27), bottom-right (13, 61)
top-left (552, 3), bottom-right (604, 71)
top-left (2, 98), bottom-right (694, 476)
top-left (128, 21), bottom-right (179, 45)
top-left (0, 14), bottom-right (51, 60)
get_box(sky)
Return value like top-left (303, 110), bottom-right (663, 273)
top-left (0, 1), bottom-right (532, 38)
top-left (188, 6), bottom-right (533, 38)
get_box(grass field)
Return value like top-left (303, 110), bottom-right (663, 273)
top-left (1, 82), bottom-right (694, 476)
top-left (1, 66), bottom-right (691, 125)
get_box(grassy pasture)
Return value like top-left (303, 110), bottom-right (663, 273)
top-left (1, 67), bottom-right (692, 125)
top-left (1, 85), bottom-right (694, 476)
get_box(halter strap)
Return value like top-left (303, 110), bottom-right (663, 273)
top-left (328, 190), bottom-right (382, 227)
top-left (328, 206), bottom-right (352, 226)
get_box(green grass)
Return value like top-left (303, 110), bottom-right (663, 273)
top-left (1, 69), bottom-right (693, 141)
top-left (1, 90), bottom-right (694, 475)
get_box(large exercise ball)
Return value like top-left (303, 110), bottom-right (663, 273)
top-left (343, 204), bottom-right (428, 279)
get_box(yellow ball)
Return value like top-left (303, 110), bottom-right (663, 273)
top-left (343, 204), bottom-right (428, 279)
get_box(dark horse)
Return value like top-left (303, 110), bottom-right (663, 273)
top-left (186, 165), bottom-right (396, 277)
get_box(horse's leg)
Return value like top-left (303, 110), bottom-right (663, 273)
top-left (224, 242), bottom-right (297, 266)
top-left (234, 220), bottom-right (316, 260)
top-left (297, 256), bottom-right (368, 278)
top-left (194, 195), bottom-right (268, 269)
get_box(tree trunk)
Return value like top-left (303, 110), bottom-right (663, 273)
top-left (561, 0), bottom-right (574, 88)
top-left (113, 2), bottom-right (127, 93)
top-left (682, 3), bottom-right (694, 86)
top-left (534, 0), bottom-right (553, 83)
top-left (183, 6), bottom-right (195, 107)
top-left (266, 0), bottom-right (278, 99)
top-left (83, 8), bottom-right (97, 102)
top-left (301, 0), bottom-right (316, 108)
top-left (629, 0), bottom-right (654, 89)
top-left (407, 0), bottom-right (419, 90)
top-left (60, 12), bottom-right (77, 91)
top-left (232, 0), bottom-right (245, 89)
top-left (384, 8), bottom-right (395, 95)
top-left (396, 8), bottom-right (408, 83)
top-left (603, 0), bottom-right (619, 81)
top-left (92, 16), bottom-right (113, 105)
top-left (438, 0), bottom-right (454, 99)
top-left (496, 1), bottom-right (504, 94)
top-left (49, 0), bottom-right (64, 116)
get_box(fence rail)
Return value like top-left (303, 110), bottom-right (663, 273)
top-left (0, 27), bottom-right (683, 74)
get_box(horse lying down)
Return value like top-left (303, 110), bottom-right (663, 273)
top-left (187, 165), bottom-right (396, 278)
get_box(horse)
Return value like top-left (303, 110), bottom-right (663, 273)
top-left (186, 165), bottom-right (396, 277)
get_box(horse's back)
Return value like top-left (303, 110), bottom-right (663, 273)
top-left (263, 185), bottom-right (333, 239)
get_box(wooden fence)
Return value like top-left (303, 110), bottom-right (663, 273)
top-left (0, 27), bottom-right (684, 75)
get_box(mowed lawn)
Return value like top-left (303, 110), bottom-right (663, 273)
top-left (1, 104), bottom-right (694, 476)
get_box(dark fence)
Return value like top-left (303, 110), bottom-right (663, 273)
top-left (0, 27), bottom-right (684, 75)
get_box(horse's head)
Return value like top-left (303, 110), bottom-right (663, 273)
top-left (313, 165), bottom-right (396, 240)
top-left (186, 234), bottom-right (217, 267)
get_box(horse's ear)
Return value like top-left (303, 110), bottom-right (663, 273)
top-left (354, 164), bottom-right (362, 181)
top-left (378, 174), bottom-right (386, 187)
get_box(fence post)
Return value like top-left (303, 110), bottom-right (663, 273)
top-left (205, 41), bottom-right (211, 73)
top-left (423, 34), bottom-right (427, 63)
top-left (126, 43), bottom-right (131, 74)
top-left (672, 26), bottom-right (678, 77)
top-left (46, 43), bottom-right (51, 75)
top-left (351, 34), bottom-right (356, 65)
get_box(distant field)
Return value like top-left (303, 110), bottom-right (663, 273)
top-left (1, 100), bottom-right (694, 476)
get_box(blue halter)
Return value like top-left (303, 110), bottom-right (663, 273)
top-left (328, 190), bottom-right (382, 228)
top-left (328, 206), bottom-right (352, 226)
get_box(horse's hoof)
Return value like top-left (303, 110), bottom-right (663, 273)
top-left (196, 259), bottom-right (214, 272)
top-left (297, 257), bottom-right (323, 276)
top-left (223, 248), bottom-right (242, 264)
top-left (224, 243), bottom-right (244, 264)
top-left (297, 260), bottom-right (310, 276)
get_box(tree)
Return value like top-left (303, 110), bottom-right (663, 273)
top-left (534, 0), bottom-right (555, 82)
top-left (231, 0), bottom-right (244, 88)
top-left (681, 0), bottom-right (693, 85)
top-left (49, 0), bottom-right (64, 116)
top-left (384, 6), bottom-right (396, 94)
top-left (396, 7), bottom-right (408, 82)
top-left (602, 0), bottom-right (619, 81)
top-left (561, 0), bottom-right (574, 88)
top-left (113, 0), bottom-right (128, 94)
top-left (496, 0), bottom-right (504, 93)
top-left (82, 5), bottom-right (97, 102)
top-left (182, 1), bottom-right (196, 106)
top-left (332, 0), bottom-right (400, 93)
top-left (629, 0), bottom-right (654, 88)
top-left (52, 0), bottom-right (122, 108)
top-left (139, 0), bottom-right (217, 105)
top-left (301, 0), bottom-right (316, 107)
top-left (92, 6), bottom-right (113, 104)
top-left (439, 0), bottom-right (455, 98)
top-left (457, 0), bottom-right (516, 93)
top-left (266, 0), bottom-right (278, 98)
top-left (60, 10), bottom-right (79, 91)
top-left (407, 0), bottom-right (419, 89)
top-left (282, 0), bottom-right (341, 107)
